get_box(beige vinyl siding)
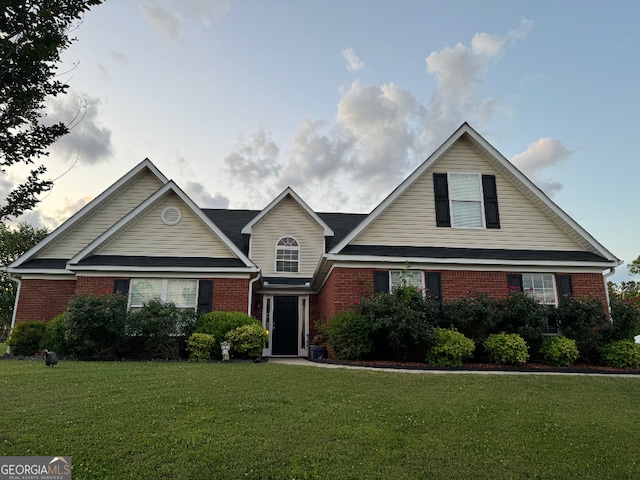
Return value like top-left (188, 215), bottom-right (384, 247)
top-left (40, 171), bottom-right (163, 259)
top-left (98, 194), bottom-right (236, 257)
top-left (352, 139), bottom-right (584, 251)
top-left (251, 197), bottom-right (324, 276)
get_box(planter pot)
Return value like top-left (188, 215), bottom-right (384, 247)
top-left (310, 345), bottom-right (327, 360)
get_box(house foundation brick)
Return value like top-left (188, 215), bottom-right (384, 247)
top-left (14, 279), bottom-right (77, 323)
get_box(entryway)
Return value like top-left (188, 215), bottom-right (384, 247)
top-left (271, 296), bottom-right (299, 355)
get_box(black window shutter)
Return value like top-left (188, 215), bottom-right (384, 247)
top-left (425, 272), bottom-right (442, 305)
top-left (433, 173), bottom-right (451, 227)
top-left (197, 280), bottom-right (214, 314)
top-left (507, 274), bottom-right (523, 292)
top-left (482, 175), bottom-right (500, 229)
top-left (373, 271), bottom-right (390, 293)
top-left (113, 279), bottom-right (130, 296)
top-left (557, 275), bottom-right (573, 298)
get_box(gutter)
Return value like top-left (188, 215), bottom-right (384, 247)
top-left (6, 273), bottom-right (21, 354)
top-left (603, 267), bottom-right (617, 317)
top-left (248, 272), bottom-right (262, 316)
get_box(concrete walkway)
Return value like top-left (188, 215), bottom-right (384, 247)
top-left (268, 357), bottom-right (640, 377)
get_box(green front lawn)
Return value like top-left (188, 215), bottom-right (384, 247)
top-left (1, 361), bottom-right (639, 479)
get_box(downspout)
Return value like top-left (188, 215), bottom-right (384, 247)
top-left (6, 274), bottom-right (21, 354)
top-left (247, 272), bottom-right (262, 316)
top-left (603, 267), bottom-right (617, 318)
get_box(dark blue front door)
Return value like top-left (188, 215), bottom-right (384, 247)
top-left (272, 296), bottom-right (298, 355)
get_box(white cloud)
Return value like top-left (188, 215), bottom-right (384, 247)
top-left (140, 0), bottom-right (229, 41)
top-left (471, 33), bottom-right (505, 56)
top-left (508, 17), bottom-right (535, 43)
top-left (511, 137), bottom-right (573, 195)
top-left (342, 48), bottom-right (364, 72)
top-left (45, 89), bottom-right (113, 165)
top-left (184, 181), bottom-right (230, 208)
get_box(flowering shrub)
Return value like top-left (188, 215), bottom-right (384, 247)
top-left (495, 292), bottom-right (548, 351)
top-left (225, 323), bottom-right (268, 358)
top-left (195, 311), bottom-right (261, 359)
top-left (187, 333), bottom-right (216, 361)
top-left (426, 328), bottom-right (475, 367)
top-left (6, 320), bottom-right (47, 356)
top-left (326, 310), bottom-right (373, 360)
top-left (483, 333), bottom-right (529, 365)
top-left (540, 336), bottom-right (579, 367)
top-left (358, 285), bottom-right (439, 361)
top-left (601, 340), bottom-right (640, 369)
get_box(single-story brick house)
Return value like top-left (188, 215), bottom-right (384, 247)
top-left (7, 123), bottom-right (621, 356)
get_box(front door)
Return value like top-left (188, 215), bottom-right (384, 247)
top-left (271, 296), bottom-right (298, 355)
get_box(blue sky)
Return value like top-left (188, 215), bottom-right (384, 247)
top-left (5, 0), bottom-right (638, 282)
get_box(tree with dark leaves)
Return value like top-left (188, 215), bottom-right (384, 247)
top-left (0, 0), bottom-right (104, 221)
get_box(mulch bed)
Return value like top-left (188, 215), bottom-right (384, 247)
top-left (313, 358), bottom-right (640, 375)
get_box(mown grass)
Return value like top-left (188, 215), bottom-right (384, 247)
top-left (1, 361), bottom-right (639, 480)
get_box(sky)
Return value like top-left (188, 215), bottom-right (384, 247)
top-left (4, 0), bottom-right (639, 283)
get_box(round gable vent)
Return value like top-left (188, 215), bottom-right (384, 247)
top-left (161, 206), bottom-right (182, 226)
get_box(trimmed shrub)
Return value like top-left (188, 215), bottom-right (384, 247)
top-left (483, 333), bottom-right (529, 365)
top-left (427, 328), bottom-right (475, 367)
top-left (187, 333), bottom-right (216, 361)
top-left (195, 311), bottom-right (260, 360)
top-left (6, 321), bottom-right (47, 356)
top-left (601, 340), bottom-right (640, 369)
top-left (225, 323), bottom-right (268, 359)
top-left (326, 310), bottom-right (373, 360)
top-left (358, 285), bottom-right (439, 361)
top-left (41, 314), bottom-right (69, 357)
top-left (126, 300), bottom-right (197, 360)
top-left (553, 296), bottom-right (608, 363)
top-left (65, 293), bottom-right (128, 359)
top-left (540, 336), bottom-right (579, 367)
top-left (608, 293), bottom-right (640, 342)
top-left (441, 292), bottom-right (497, 344)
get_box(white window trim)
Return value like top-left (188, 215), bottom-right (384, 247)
top-left (447, 172), bottom-right (486, 229)
top-left (522, 272), bottom-right (559, 334)
top-left (274, 236), bottom-right (300, 273)
top-left (128, 278), bottom-right (199, 309)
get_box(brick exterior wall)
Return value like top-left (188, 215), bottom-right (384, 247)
top-left (14, 279), bottom-right (77, 322)
top-left (318, 267), bottom-right (609, 320)
top-left (213, 277), bottom-right (250, 312)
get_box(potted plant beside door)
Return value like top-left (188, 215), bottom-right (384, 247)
top-left (309, 321), bottom-right (328, 360)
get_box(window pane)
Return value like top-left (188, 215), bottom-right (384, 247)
top-left (130, 279), bottom-right (162, 307)
top-left (166, 279), bottom-right (197, 308)
top-left (451, 201), bottom-right (483, 228)
top-left (523, 273), bottom-right (556, 305)
top-left (390, 271), bottom-right (423, 289)
top-left (449, 173), bottom-right (481, 201)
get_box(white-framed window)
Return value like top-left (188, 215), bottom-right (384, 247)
top-left (129, 278), bottom-right (198, 309)
top-left (276, 236), bottom-right (300, 273)
top-left (390, 270), bottom-right (424, 290)
top-left (522, 273), bottom-right (559, 334)
top-left (448, 173), bottom-right (484, 228)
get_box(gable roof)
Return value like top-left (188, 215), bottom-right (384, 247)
top-left (9, 159), bottom-right (169, 270)
top-left (67, 181), bottom-right (257, 272)
top-left (328, 123), bottom-right (621, 265)
top-left (240, 187), bottom-right (334, 236)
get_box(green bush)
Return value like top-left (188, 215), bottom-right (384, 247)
top-left (225, 323), bottom-right (268, 359)
top-left (126, 300), bottom-right (197, 360)
top-left (65, 293), bottom-right (128, 359)
top-left (427, 328), bottom-right (475, 367)
top-left (495, 292), bottom-right (548, 351)
top-left (41, 314), bottom-right (69, 356)
top-left (601, 340), bottom-right (640, 369)
top-left (186, 333), bottom-right (216, 361)
top-left (553, 296), bottom-right (608, 363)
top-left (483, 333), bottom-right (529, 365)
top-left (540, 336), bottom-right (579, 367)
top-left (608, 293), bottom-right (640, 342)
top-left (358, 285), bottom-right (438, 361)
top-left (6, 321), bottom-right (47, 356)
top-left (195, 311), bottom-right (260, 359)
top-left (441, 292), bottom-right (497, 344)
top-left (326, 310), bottom-right (373, 360)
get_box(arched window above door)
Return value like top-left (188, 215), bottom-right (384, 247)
top-left (275, 236), bottom-right (299, 273)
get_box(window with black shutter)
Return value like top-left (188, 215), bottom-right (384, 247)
top-left (113, 279), bottom-right (130, 296)
top-left (557, 275), bottom-right (573, 298)
top-left (425, 272), bottom-right (442, 307)
top-left (433, 173), bottom-right (451, 227)
top-left (482, 175), bottom-right (500, 229)
top-left (197, 280), bottom-right (214, 314)
top-left (507, 274), bottom-right (523, 292)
